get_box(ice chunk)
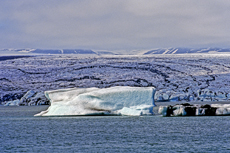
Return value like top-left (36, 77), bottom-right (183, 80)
top-left (117, 105), bottom-right (154, 116)
top-left (4, 99), bottom-right (20, 106)
top-left (35, 86), bottom-right (156, 116)
top-left (196, 108), bottom-right (206, 116)
top-left (173, 105), bottom-right (187, 116)
top-left (211, 104), bottom-right (230, 115)
top-left (158, 106), bottom-right (168, 116)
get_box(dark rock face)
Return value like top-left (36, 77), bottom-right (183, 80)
top-left (204, 107), bottom-right (217, 116)
top-left (166, 105), bottom-right (174, 117)
top-left (201, 104), bottom-right (211, 108)
top-left (184, 107), bottom-right (196, 116)
top-left (158, 103), bottom-right (222, 117)
top-left (181, 103), bottom-right (192, 106)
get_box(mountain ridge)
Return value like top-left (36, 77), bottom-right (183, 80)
top-left (1, 47), bottom-right (230, 55)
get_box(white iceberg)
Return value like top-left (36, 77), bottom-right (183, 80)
top-left (35, 86), bottom-right (156, 116)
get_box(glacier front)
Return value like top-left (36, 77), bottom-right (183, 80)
top-left (35, 86), bottom-right (156, 116)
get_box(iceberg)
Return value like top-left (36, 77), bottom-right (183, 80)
top-left (35, 86), bottom-right (156, 116)
top-left (158, 103), bottom-right (230, 117)
top-left (211, 104), bottom-right (230, 115)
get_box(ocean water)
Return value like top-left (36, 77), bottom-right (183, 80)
top-left (1, 106), bottom-right (230, 153)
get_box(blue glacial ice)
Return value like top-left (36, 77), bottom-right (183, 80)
top-left (35, 86), bottom-right (156, 116)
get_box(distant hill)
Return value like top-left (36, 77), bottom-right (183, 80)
top-left (1, 49), bottom-right (97, 55)
top-left (1, 47), bottom-right (230, 55)
top-left (143, 48), bottom-right (230, 55)
top-left (30, 49), bottom-right (97, 54)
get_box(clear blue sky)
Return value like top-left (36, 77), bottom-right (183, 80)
top-left (1, 0), bottom-right (230, 51)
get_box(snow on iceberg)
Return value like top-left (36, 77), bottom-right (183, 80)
top-left (35, 86), bottom-right (156, 116)
top-left (211, 104), bottom-right (230, 115)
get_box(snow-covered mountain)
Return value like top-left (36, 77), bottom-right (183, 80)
top-left (143, 48), bottom-right (230, 55)
top-left (1, 47), bottom-right (230, 55)
top-left (0, 48), bottom-right (97, 55)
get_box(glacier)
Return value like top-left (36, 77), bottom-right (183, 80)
top-left (35, 86), bottom-right (156, 116)
top-left (1, 54), bottom-right (230, 104)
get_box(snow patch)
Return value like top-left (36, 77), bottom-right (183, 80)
top-left (172, 49), bottom-right (178, 54)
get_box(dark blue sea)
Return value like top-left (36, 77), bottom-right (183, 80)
top-left (1, 106), bottom-right (230, 153)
